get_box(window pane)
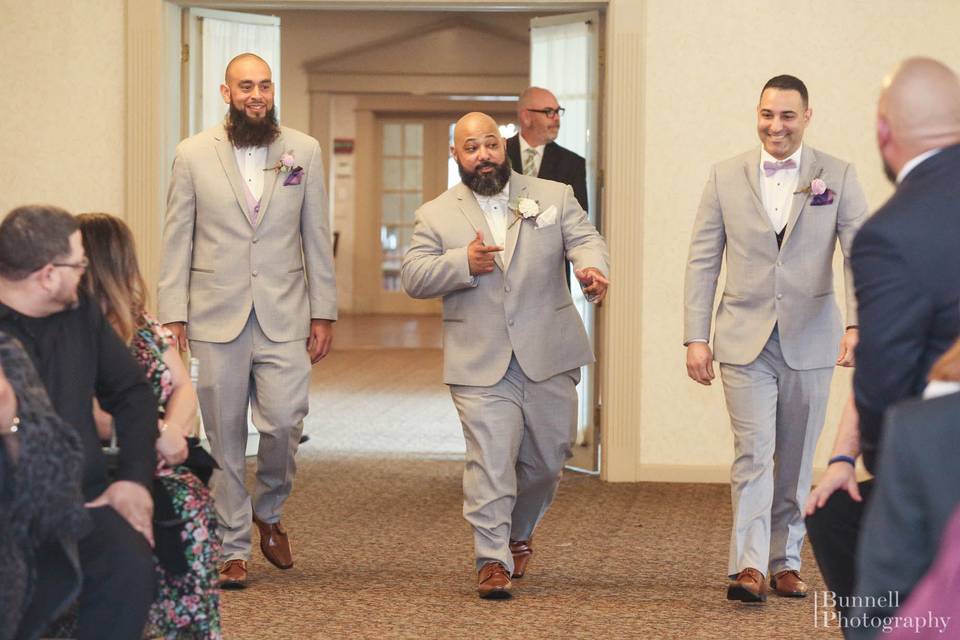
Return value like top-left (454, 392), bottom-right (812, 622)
top-left (382, 193), bottom-right (404, 223)
top-left (383, 124), bottom-right (402, 156)
top-left (403, 158), bottom-right (422, 190)
top-left (382, 158), bottom-right (403, 190)
top-left (404, 124), bottom-right (423, 156)
top-left (404, 193), bottom-right (422, 223)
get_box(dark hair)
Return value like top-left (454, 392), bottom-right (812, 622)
top-left (77, 213), bottom-right (147, 344)
top-left (0, 205), bottom-right (79, 281)
top-left (761, 75), bottom-right (809, 107)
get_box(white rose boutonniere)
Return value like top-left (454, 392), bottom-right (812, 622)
top-left (507, 197), bottom-right (541, 229)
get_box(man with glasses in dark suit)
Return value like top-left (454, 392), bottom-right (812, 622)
top-left (507, 87), bottom-right (588, 212)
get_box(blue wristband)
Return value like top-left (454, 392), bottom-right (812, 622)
top-left (828, 455), bottom-right (857, 467)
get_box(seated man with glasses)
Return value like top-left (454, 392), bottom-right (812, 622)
top-left (506, 86), bottom-right (588, 213)
top-left (0, 204), bottom-right (158, 640)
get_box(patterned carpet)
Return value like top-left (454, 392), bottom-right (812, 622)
top-left (219, 348), bottom-right (841, 639)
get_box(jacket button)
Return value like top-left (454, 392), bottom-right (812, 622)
top-left (508, 320), bottom-right (514, 327)
top-left (252, 270), bottom-right (259, 277)
top-left (776, 293), bottom-right (783, 300)
top-left (776, 260), bottom-right (782, 267)
top-left (505, 285), bottom-right (511, 293)
top-left (252, 237), bottom-right (259, 244)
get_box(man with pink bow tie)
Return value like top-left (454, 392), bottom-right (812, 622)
top-left (683, 75), bottom-right (868, 603)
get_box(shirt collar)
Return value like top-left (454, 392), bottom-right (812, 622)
top-left (760, 144), bottom-right (803, 171)
top-left (519, 135), bottom-right (545, 156)
top-left (897, 148), bottom-right (943, 184)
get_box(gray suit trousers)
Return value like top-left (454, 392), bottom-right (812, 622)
top-left (190, 310), bottom-right (309, 561)
top-left (450, 355), bottom-right (579, 573)
top-left (719, 328), bottom-right (833, 578)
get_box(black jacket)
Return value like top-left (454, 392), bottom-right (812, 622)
top-left (506, 133), bottom-right (589, 213)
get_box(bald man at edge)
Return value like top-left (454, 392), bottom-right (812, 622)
top-left (402, 112), bottom-right (609, 599)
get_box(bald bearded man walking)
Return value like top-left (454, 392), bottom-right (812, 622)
top-left (402, 112), bottom-right (609, 599)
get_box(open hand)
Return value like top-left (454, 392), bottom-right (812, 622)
top-left (467, 231), bottom-right (502, 276)
top-left (805, 462), bottom-right (861, 516)
top-left (85, 480), bottom-right (155, 547)
top-left (575, 268), bottom-right (609, 304)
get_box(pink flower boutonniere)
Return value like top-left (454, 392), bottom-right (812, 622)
top-left (265, 151), bottom-right (304, 186)
top-left (794, 168), bottom-right (834, 206)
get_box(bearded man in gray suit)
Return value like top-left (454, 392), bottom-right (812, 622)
top-left (402, 112), bottom-right (609, 599)
top-left (684, 75), bottom-right (868, 602)
top-left (159, 53), bottom-right (337, 589)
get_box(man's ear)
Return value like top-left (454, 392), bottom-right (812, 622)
top-left (876, 116), bottom-right (892, 149)
top-left (804, 107), bottom-right (813, 124)
top-left (220, 84), bottom-right (231, 105)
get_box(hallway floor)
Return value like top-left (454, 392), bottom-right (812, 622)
top-left (220, 315), bottom-right (840, 639)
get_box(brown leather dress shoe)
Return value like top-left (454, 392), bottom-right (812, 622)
top-left (477, 561), bottom-right (513, 600)
top-left (771, 569), bottom-right (808, 597)
top-left (726, 567), bottom-right (767, 602)
top-left (219, 559), bottom-right (248, 590)
top-left (509, 539), bottom-right (533, 578)
top-left (253, 514), bottom-right (294, 569)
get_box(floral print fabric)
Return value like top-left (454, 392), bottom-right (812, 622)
top-left (136, 315), bottom-right (221, 640)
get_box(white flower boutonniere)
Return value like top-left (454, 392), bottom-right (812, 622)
top-left (507, 197), bottom-right (541, 229)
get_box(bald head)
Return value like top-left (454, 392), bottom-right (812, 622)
top-left (518, 87), bottom-right (562, 146)
top-left (878, 58), bottom-right (960, 176)
top-left (453, 112), bottom-right (501, 150)
top-left (225, 53), bottom-right (270, 84)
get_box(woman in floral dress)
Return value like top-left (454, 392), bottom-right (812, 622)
top-left (79, 213), bottom-right (221, 640)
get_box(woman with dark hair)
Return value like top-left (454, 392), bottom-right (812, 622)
top-left (0, 332), bottom-right (88, 640)
top-left (78, 213), bottom-right (221, 640)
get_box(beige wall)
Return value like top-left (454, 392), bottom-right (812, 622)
top-left (0, 0), bottom-right (125, 216)
top-left (6, 0), bottom-right (960, 481)
top-left (272, 10), bottom-right (533, 135)
top-left (634, 0), bottom-right (960, 478)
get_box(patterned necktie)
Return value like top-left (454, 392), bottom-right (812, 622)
top-left (523, 148), bottom-right (538, 176)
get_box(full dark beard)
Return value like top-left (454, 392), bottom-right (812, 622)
top-left (225, 104), bottom-right (280, 148)
top-left (459, 156), bottom-right (512, 196)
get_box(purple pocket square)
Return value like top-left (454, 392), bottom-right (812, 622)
top-left (811, 189), bottom-right (835, 206)
top-left (283, 167), bottom-right (304, 186)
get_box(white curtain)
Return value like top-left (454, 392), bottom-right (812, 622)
top-left (530, 18), bottom-right (594, 160)
top-left (201, 17), bottom-right (281, 132)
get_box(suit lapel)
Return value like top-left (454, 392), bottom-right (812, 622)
top-left (455, 184), bottom-right (503, 271)
top-left (257, 132), bottom-right (285, 226)
top-left (781, 146), bottom-right (818, 247)
top-left (214, 127), bottom-right (254, 226)
top-left (742, 148), bottom-right (776, 234)
top-left (503, 173), bottom-right (525, 271)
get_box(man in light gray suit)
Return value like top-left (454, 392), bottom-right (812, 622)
top-left (684, 75), bottom-right (868, 602)
top-left (402, 112), bottom-right (609, 599)
top-left (159, 53), bottom-right (337, 589)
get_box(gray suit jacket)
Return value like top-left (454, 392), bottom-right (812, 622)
top-left (158, 124), bottom-right (337, 343)
top-left (684, 146), bottom-right (868, 369)
top-left (401, 172), bottom-right (609, 386)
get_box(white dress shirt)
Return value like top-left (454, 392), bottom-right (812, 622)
top-left (897, 148), bottom-right (942, 184)
top-left (519, 135), bottom-right (545, 176)
top-left (233, 145), bottom-right (268, 200)
top-left (474, 184), bottom-right (511, 251)
top-left (759, 145), bottom-right (802, 234)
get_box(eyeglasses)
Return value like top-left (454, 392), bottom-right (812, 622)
top-left (51, 257), bottom-right (89, 272)
top-left (526, 107), bottom-right (565, 118)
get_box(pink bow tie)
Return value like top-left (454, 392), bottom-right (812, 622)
top-left (763, 159), bottom-right (797, 177)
